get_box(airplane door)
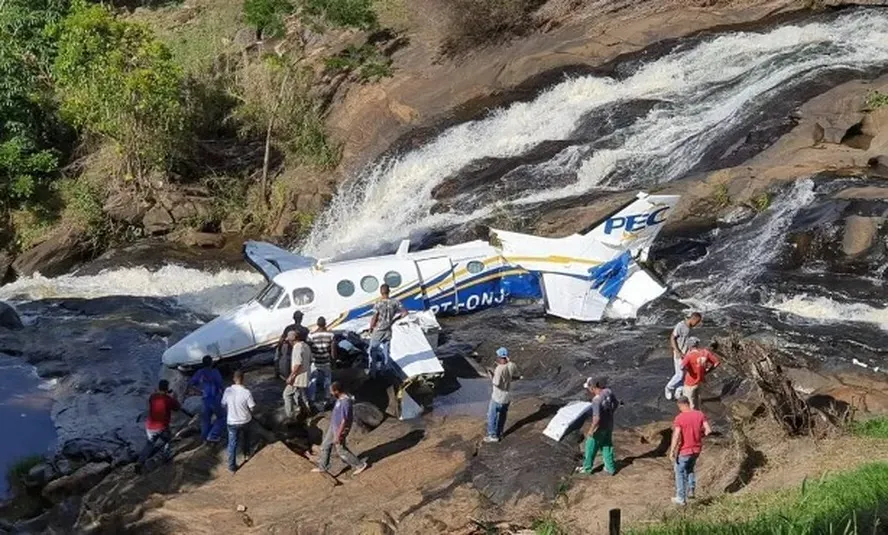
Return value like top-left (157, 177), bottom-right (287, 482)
top-left (416, 257), bottom-right (457, 314)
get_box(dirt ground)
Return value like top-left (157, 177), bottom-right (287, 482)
top-left (70, 366), bottom-right (888, 535)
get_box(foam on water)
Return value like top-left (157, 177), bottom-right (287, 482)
top-left (0, 265), bottom-right (264, 316)
top-left (768, 295), bottom-right (888, 331)
top-left (305, 10), bottom-right (888, 258)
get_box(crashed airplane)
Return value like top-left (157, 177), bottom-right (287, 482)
top-left (162, 192), bottom-right (680, 368)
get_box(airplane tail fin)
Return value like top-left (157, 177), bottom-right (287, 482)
top-left (583, 192), bottom-right (681, 258)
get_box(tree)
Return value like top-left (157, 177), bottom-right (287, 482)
top-left (243, 0), bottom-right (293, 40)
top-left (53, 1), bottom-right (186, 184)
top-left (0, 0), bottom-right (68, 226)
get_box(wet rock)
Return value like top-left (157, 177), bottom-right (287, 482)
top-left (0, 251), bottom-right (14, 285)
top-left (0, 301), bottom-right (22, 330)
top-left (842, 215), bottom-right (883, 257)
top-left (142, 206), bottom-right (174, 235)
top-left (177, 230), bottom-right (225, 249)
top-left (868, 155), bottom-right (888, 177)
top-left (12, 228), bottom-right (89, 278)
top-left (354, 401), bottom-right (385, 431)
top-left (103, 190), bottom-right (148, 224)
top-left (25, 462), bottom-right (56, 489)
top-left (718, 206), bottom-right (756, 226)
top-left (35, 359), bottom-right (70, 378)
top-left (42, 462), bottom-right (112, 503)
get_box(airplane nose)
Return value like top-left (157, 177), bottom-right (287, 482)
top-left (162, 341), bottom-right (204, 369)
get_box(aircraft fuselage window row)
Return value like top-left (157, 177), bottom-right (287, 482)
top-left (336, 270), bottom-right (404, 299)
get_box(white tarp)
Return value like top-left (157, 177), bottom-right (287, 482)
top-left (542, 401), bottom-right (593, 442)
top-left (389, 313), bottom-right (444, 379)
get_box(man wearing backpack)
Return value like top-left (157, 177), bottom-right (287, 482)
top-left (578, 377), bottom-right (618, 475)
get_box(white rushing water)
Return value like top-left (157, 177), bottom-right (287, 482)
top-left (0, 266), bottom-right (264, 316)
top-left (672, 179), bottom-right (817, 308)
top-left (768, 295), bottom-right (888, 331)
top-left (305, 10), bottom-right (888, 258)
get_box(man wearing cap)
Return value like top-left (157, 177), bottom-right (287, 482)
top-left (484, 347), bottom-right (519, 443)
top-left (678, 338), bottom-right (721, 410)
top-left (578, 378), bottom-right (619, 475)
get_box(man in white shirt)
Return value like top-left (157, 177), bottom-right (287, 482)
top-left (283, 330), bottom-right (312, 419)
top-left (221, 370), bottom-right (256, 473)
top-left (484, 347), bottom-right (519, 443)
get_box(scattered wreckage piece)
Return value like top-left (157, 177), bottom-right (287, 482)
top-left (542, 401), bottom-right (593, 442)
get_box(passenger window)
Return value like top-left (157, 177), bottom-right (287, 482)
top-left (293, 288), bottom-right (315, 306)
top-left (361, 275), bottom-right (379, 293)
top-left (384, 271), bottom-right (402, 288)
top-left (337, 280), bottom-right (355, 297)
top-left (277, 294), bottom-right (292, 309)
top-left (467, 261), bottom-right (485, 274)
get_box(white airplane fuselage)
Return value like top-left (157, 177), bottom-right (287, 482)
top-left (162, 193), bottom-right (680, 368)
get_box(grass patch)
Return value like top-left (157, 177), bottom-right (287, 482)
top-left (631, 462), bottom-right (888, 535)
top-left (713, 183), bottom-right (731, 208)
top-left (852, 417), bottom-right (888, 440)
top-left (533, 516), bottom-right (568, 535)
top-left (325, 44), bottom-right (394, 82)
top-left (865, 90), bottom-right (888, 111)
top-left (749, 192), bottom-right (771, 212)
top-left (6, 455), bottom-right (43, 492)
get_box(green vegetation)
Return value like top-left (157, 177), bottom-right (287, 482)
top-left (54, 2), bottom-right (186, 183)
top-left (865, 90), bottom-right (888, 111)
top-left (533, 516), bottom-right (568, 535)
top-left (851, 417), bottom-right (888, 439)
top-left (0, 0), bottom-right (397, 262)
top-left (631, 462), bottom-right (888, 535)
top-left (749, 192), bottom-right (771, 212)
top-left (244, 0), bottom-right (294, 39)
top-left (6, 454), bottom-right (44, 491)
top-left (325, 44), bottom-right (394, 82)
top-left (713, 183), bottom-right (731, 208)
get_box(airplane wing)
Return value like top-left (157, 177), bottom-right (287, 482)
top-left (243, 241), bottom-right (317, 281)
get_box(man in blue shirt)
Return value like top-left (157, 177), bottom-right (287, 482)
top-left (187, 355), bottom-right (226, 442)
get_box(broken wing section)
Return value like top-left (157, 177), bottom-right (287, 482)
top-left (243, 241), bottom-right (317, 281)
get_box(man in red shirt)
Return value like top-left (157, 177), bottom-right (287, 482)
top-left (679, 337), bottom-right (721, 410)
top-left (136, 379), bottom-right (181, 474)
top-left (669, 396), bottom-right (712, 505)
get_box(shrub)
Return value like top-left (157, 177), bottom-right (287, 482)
top-left (852, 417), bottom-right (888, 439)
top-left (244, 0), bottom-right (293, 39)
top-left (53, 1), bottom-right (186, 183)
top-left (325, 44), bottom-right (393, 82)
top-left (440, 0), bottom-right (546, 57)
top-left (302, 0), bottom-right (377, 29)
top-left (865, 90), bottom-right (888, 111)
top-left (6, 454), bottom-right (44, 492)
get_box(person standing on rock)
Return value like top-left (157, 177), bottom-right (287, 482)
top-left (368, 284), bottom-right (407, 377)
top-left (312, 381), bottom-right (368, 476)
top-left (679, 338), bottom-right (721, 410)
top-left (577, 378), bottom-right (619, 475)
top-left (136, 379), bottom-right (181, 474)
top-left (669, 396), bottom-right (712, 506)
top-left (484, 347), bottom-right (519, 443)
top-left (187, 355), bottom-right (226, 443)
top-left (283, 330), bottom-right (312, 419)
top-left (665, 312), bottom-right (703, 401)
top-left (221, 370), bottom-right (256, 473)
top-left (308, 316), bottom-right (336, 410)
top-left (276, 311), bottom-right (309, 373)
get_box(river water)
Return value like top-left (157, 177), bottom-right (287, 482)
top-left (0, 8), bottom-right (887, 468)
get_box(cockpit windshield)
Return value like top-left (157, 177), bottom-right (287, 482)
top-left (255, 283), bottom-right (285, 309)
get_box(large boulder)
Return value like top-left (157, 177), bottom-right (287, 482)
top-left (42, 462), bottom-right (111, 503)
top-left (0, 301), bottom-right (23, 330)
top-left (12, 228), bottom-right (89, 278)
top-left (842, 215), bottom-right (884, 257)
top-left (142, 205), bottom-right (174, 235)
top-left (103, 190), bottom-right (149, 224)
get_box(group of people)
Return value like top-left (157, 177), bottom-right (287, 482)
top-left (134, 285), bottom-right (410, 476)
top-left (481, 312), bottom-right (721, 507)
